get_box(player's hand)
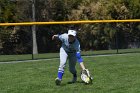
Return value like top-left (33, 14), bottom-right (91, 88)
top-left (52, 35), bottom-right (55, 40)
top-left (52, 35), bottom-right (58, 40)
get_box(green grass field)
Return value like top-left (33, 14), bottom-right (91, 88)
top-left (0, 53), bottom-right (140, 93)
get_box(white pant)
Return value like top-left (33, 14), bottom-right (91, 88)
top-left (59, 47), bottom-right (77, 74)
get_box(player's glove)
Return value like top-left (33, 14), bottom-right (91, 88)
top-left (81, 69), bottom-right (93, 84)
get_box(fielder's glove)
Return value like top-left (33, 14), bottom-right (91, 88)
top-left (81, 69), bottom-right (93, 84)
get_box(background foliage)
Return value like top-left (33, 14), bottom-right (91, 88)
top-left (0, 0), bottom-right (140, 54)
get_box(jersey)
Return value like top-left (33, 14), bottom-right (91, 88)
top-left (58, 33), bottom-right (81, 53)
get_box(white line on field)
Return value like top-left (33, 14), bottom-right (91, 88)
top-left (0, 58), bottom-right (59, 64)
top-left (85, 53), bottom-right (127, 57)
top-left (0, 53), bottom-right (130, 64)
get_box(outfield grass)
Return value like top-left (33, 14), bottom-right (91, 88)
top-left (0, 53), bottom-right (140, 93)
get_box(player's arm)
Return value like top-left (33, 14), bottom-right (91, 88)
top-left (76, 51), bottom-right (93, 83)
top-left (52, 34), bottom-right (65, 42)
top-left (75, 42), bottom-right (86, 70)
top-left (76, 52), bottom-right (86, 70)
top-left (52, 34), bottom-right (59, 40)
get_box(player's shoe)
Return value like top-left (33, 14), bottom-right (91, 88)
top-left (72, 76), bottom-right (77, 83)
top-left (55, 78), bottom-right (61, 85)
top-left (67, 76), bottom-right (77, 84)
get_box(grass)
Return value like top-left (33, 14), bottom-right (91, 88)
top-left (0, 53), bottom-right (140, 93)
top-left (0, 48), bottom-right (140, 62)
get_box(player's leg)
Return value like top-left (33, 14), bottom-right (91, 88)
top-left (55, 47), bottom-right (68, 85)
top-left (68, 53), bottom-right (77, 83)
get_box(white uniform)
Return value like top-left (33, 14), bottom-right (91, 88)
top-left (58, 33), bottom-right (81, 74)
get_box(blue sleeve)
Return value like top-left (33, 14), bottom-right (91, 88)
top-left (76, 52), bottom-right (83, 63)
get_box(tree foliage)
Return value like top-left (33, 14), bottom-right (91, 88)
top-left (0, 0), bottom-right (140, 54)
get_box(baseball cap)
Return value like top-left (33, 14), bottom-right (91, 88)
top-left (68, 30), bottom-right (77, 36)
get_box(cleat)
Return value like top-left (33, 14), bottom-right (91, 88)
top-left (55, 78), bottom-right (61, 85)
top-left (68, 76), bottom-right (77, 84)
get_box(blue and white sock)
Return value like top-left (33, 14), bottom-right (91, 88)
top-left (58, 70), bottom-right (64, 80)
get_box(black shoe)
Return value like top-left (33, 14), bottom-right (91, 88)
top-left (68, 75), bottom-right (77, 84)
top-left (55, 78), bottom-right (61, 85)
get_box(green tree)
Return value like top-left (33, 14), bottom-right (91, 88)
top-left (0, 0), bottom-right (17, 54)
top-left (0, 0), bottom-right (140, 54)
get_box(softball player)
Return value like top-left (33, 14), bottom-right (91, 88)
top-left (52, 30), bottom-right (88, 85)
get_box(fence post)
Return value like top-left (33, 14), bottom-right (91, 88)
top-left (116, 29), bottom-right (119, 54)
